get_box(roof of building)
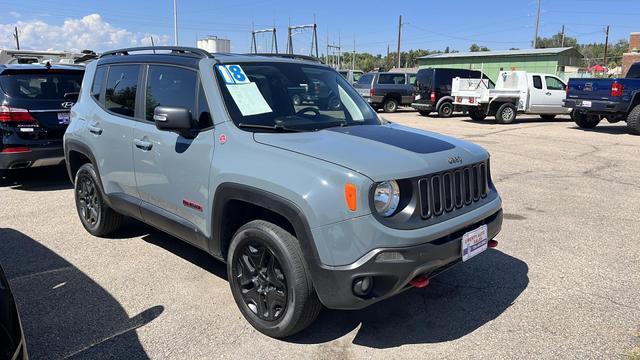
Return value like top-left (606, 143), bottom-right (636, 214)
top-left (418, 47), bottom-right (583, 60)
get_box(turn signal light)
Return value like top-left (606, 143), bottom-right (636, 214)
top-left (344, 183), bottom-right (357, 211)
top-left (0, 106), bottom-right (36, 123)
top-left (430, 91), bottom-right (436, 103)
top-left (610, 82), bottom-right (623, 97)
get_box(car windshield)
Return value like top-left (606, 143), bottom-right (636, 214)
top-left (0, 70), bottom-right (83, 100)
top-left (216, 62), bottom-right (380, 132)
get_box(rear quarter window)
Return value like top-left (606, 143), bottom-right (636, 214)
top-left (91, 66), bottom-right (107, 102)
top-left (378, 73), bottom-right (406, 85)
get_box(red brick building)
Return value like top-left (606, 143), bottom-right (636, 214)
top-left (622, 32), bottom-right (640, 76)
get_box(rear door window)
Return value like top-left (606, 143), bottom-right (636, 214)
top-left (105, 65), bottom-right (140, 117)
top-left (0, 70), bottom-right (83, 100)
top-left (416, 69), bottom-right (433, 89)
top-left (408, 74), bottom-right (417, 85)
top-left (352, 71), bottom-right (363, 82)
top-left (145, 65), bottom-right (197, 122)
top-left (378, 74), bottom-right (406, 85)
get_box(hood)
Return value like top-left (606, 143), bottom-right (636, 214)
top-left (253, 123), bottom-right (488, 181)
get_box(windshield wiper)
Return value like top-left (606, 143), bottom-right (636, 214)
top-left (237, 123), bottom-right (305, 133)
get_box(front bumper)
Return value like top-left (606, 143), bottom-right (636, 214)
top-left (310, 208), bottom-right (503, 310)
top-left (563, 98), bottom-right (627, 114)
top-left (0, 146), bottom-right (64, 170)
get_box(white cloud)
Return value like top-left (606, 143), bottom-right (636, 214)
top-left (9, 11), bottom-right (21, 19)
top-left (0, 14), bottom-right (170, 52)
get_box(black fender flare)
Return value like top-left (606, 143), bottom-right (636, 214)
top-left (64, 139), bottom-right (99, 185)
top-left (625, 91), bottom-right (640, 113)
top-left (210, 182), bottom-right (320, 263)
top-left (436, 96), bottom-right (454, 110)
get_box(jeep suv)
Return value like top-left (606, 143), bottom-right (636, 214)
top-left (0, 64), bottom-right (83, 175)
top-left (65, 46), bottom-right (503, 338)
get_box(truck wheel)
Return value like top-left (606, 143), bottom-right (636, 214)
top-left (495, 103), bottom-right (517, 124)
top-left (383, 98), bottom-right (399, 113)
top-left (626, 104), bottom-right (640, 135)
top-left (418, 110), bottom-right (431, 117)
top-left (437, 102), bottom-right (453, 118)
top-left (74, 163), bottom-right (123, 236)
top-left (540, 114), bottom-right (556, 121)
top-left (227, 220), bottom-right (322, 338)
top-left (469, 108), bottom-right (486, 121)
top-left (573, 111), bottom-right (601, 129)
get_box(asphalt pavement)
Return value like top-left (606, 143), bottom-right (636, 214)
top-left (0, 112), bottom-right (638, 359)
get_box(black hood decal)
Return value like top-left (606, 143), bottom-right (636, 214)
top-left (326, 125), bottom-right (455, 154)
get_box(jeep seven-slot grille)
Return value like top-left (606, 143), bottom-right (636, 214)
top-left (418, 161), bottom-right (489, 219)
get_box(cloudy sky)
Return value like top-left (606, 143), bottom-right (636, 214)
top-left (1, 0), bottom-right (639, 55)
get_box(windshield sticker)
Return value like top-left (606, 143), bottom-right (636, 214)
top-left (227, 82), bottom-right (273, 116)
top-left (216, 65), bottom-right (250, 84)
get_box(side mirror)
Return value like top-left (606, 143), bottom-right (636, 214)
top-left (153, 106), bottom-right (194, 137)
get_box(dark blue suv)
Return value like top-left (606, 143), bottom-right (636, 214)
top-left (0, 64), bottom-right (84, 176)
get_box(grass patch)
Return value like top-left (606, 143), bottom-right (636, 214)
top-left (627, 332), bottom-right (640, 360)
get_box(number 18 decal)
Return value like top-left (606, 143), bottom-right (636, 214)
top-left (216, 65), bottom-right (250, 84)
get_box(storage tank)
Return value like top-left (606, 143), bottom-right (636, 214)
top-left (196, 36), bottom-right (231, 53)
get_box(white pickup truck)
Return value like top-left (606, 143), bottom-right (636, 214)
top-left (451, 71), bottom-right (572, 124)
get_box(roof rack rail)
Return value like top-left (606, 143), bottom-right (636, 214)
top-left (100, 46), bottom-right (214, 59)
top-left (249, 53), bottom-right (324, 64)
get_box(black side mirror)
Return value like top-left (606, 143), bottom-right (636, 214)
top-left (154, 106), bottom-right (194, 137)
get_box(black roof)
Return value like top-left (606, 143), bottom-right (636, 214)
top-left (0, 63), bottom-right (85, 75)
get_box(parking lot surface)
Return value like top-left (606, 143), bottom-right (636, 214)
top-left (1, 112), bottom-right (639, 359)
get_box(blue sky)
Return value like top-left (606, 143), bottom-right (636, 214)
top-left (1, 0), bottom-right (639, 54)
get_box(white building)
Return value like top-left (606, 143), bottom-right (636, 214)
top-left (196, 37), bottom-right (231, 53)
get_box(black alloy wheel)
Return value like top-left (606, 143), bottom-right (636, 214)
top-left (234, 242), bottom-right (288, 321)
top-left (76, 173), bottom-right (101, 227)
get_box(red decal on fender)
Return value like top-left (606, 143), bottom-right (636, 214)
top-left (182, 199), bottom-right (204, 212)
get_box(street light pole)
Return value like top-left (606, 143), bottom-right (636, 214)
top-left (173, 0), bottom-right (179, 46)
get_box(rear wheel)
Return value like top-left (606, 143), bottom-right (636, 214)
top-left (437, 101), bottom-right (453, 118)
top-left (468, 108), bottom-right (487, 121)
top-left (74, 163), bottom-right (123, 236)
top-left (573, 111), bottom-right (601, 129)
top-left (228, 220), bottom-right (321, 338)
top-left (495, 103), bottom-right (517, 124)
top-left (418, 110), bottom-right (431, 117)
top-left (540, 114), bottom-right (556, 121)
top-left (626, 104), bottom-right (640, 135)
top-left (383, 98), bottom-right (399, 113)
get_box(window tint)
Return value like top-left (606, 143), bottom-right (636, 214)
top-left (378, 73), bottom-right (406, 85)
top-left (0, 71), bottom-right (83, 100)
top-left (627, 64), bottom-right (640, 78)
top-left (408, 74), bottom-right (417, 85)
top-left (352, 72), bottom-right (363, 82)
top-left (416, 69), bottom-right (433, 88)
top-left (91, 66), bottom-right (106, 102)
top-left (357, 73), bottom-right (373, 85)
top-left (105, 65), bottom-right (140, 117)
top-left (145, 65), bottom-right (197, 122)
top-left (545, 76), bottom-right (565, 91)
top-left (197, 84), bottom-right (213, 129)
top-left (533, 76), bottom-right (543, 89)
top-left (338, 71), bottom-right (348, 78)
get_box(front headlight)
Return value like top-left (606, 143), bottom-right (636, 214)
top-left (373, 180), bottom-right (400, 217)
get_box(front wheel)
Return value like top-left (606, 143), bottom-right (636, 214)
top-left (495, 103), bottom-right (517, 124)
top-left (572, 111), bottom-right (601, 129)
top-left (74, 163), bottom-right (123, 236)
top-left (383, 98), bottom-right (399, 113)
top-left (227, 220), bottom-right (322, 338)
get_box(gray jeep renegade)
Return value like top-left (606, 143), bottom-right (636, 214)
top-left (64, 46), bottom-right (503, 338)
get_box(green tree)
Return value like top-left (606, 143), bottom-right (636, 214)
top-left (469, 44), bottom-right (490, 52)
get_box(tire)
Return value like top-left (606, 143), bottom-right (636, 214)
top-left (418, 110), bottom-right (431, 117)
top-left (540, 114), bottom-right (556, 121)
top-left (74, 163), bottom-right (123, 236)
top-left (468, 108), bottom-right (487, 121)
top-left (626, 104), bottom-right (640, 135)
top-left (227, 220), bottom-right (322, 338)
top-left (437, 101), bottom-right (453, 118)
top-left (573, 111), bottom-right (601, 129)
top-left (383, 98), bottom-right (399, 113)
top-left (495, 103), bottom-right (517, 124)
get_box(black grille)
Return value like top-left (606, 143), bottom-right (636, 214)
top-left (418, 161), bottom-right (489, 220)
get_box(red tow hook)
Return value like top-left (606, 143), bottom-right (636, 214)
top-left (409, 276), bottom-right (430, 288)
top-left (488, 239), bottom-right (498, 248)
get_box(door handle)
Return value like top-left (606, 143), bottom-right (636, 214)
top-left (545, 92), bottom-right (552, 96)
top-left (134, 138), bottom-right (153, 151)
top-left (88, 125), bottom-right (103, 135)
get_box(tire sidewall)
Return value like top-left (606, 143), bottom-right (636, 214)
top-left (227, 224), bottom-right (302, 337)
top-left (438, 102), bottom-right (453, 117)
top-left (74, 163), bottom-right (104, 234)
top-left (383, 99), bottom-right (398, 113)
top-left (497, 103), bottom-right (516, 124)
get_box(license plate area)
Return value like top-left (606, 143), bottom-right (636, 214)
top-left (461, 225), bottom-right (488, 262)
top-left (57, 112), bottom-right (70, 124)
top-left (580, 100), bottom-right (592, 108)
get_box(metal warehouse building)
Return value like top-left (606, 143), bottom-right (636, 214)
top-left (417, 47), bottom-right (583, 82)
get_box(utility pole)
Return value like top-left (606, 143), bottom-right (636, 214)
top-left (533, 0), bottom-right (541, 48)
top-left (173, 0), bottom-right (178, 45)
top-left (352, 36), bottom-right (356, 70)
top-left (13, 26), bottom-right (20, 50)
top-left (603, 25), bottom-right (610, 66)
top-left (560, 24), bottom-right (565, 47)
top-left (396, 15), bottom-right (402, 69)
